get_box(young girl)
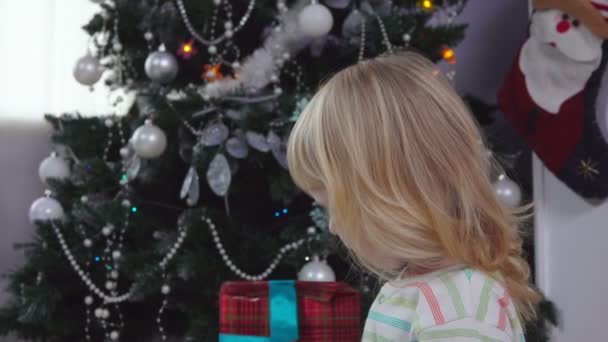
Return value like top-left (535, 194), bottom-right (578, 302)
top-left (287, 52), bottom-right (540, 341)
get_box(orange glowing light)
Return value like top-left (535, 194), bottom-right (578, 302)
top-left (202, 64), bottom-right (224, 82)
top-left (442, 47), bottom-right (456, 64)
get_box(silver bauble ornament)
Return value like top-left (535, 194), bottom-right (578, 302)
top-left (494, 175), bottom-right (522, 208)
top-left (29, 196), bottom-right (65, 223)
top-left (39, 153), bottom-right (70, 183)
top-left (73, 55), bottom-right (104, 86)
top-left (145, 50), bottom-right (178, 83)
top-left (298, 255), bottom-right (336, 282)
top-left (130, 120), bottom-right (167, 159)
top-left (298, 3), bottom-right (334, 38)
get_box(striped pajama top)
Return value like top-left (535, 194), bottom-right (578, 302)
top-left (362, 265), bottom-right (525, 342)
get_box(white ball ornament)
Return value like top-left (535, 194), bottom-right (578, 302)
top-left (74, 54), bottom-right (104, 86)
top-left (298, 255), bottom-right (336, 282)
top-left (94, 308), bottom-right (104, 318)
top-left (298, 3), bottom-right (334, 38)
top-left (130, 120), bottom-right (167, 159)
top-left (110, 330), bottom-right (119, 340)
top-left (112, 250), bottom-right (121, 259)
top-left (84, 296), bottom-right (94, 306)
top-left (119, 147), bottom-right (130, 159)
top-left (144, 50), bottom-right (178, 84)
top-left (494, 175), bottom-right (522, 209)
top-left (29, 196), bottom-right (65, 223)
top-left (102, 225), bottom-right (114, 236)
top-left (161, 284), bottom-right (171, 295)
top-left (84, 239), bottom-right (93, 248)
top-left (39, 153), bottom-right (70, 183)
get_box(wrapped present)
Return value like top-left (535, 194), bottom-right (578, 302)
top-left (219, 280), bottom-right (361, 341)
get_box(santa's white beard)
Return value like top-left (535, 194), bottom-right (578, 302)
top-left (520, 36), bottom-right (602, 114)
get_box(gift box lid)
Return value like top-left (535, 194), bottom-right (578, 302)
top-left (220, 281), bottom-right (359, 303)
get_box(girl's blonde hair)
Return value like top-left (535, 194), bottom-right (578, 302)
top-left (287, 52), bottom-right (540, 322)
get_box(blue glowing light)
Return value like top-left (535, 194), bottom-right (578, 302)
top-left (282, 208), bottom-right (288, 214)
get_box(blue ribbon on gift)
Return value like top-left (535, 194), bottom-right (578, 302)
top-left (219, 280), bottom-right (299, 342)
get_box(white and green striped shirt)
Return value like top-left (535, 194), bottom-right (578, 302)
top-left (362, 265), bottom-right (525, 342)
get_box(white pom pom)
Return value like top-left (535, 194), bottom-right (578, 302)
top-left (298, 4), bottom-right (334, 38)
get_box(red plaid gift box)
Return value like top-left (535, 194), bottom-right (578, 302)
top-left (219, 281), bottom-right (361, 341)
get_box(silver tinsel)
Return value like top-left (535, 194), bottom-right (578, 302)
top-left (202, 0), bottom-right (310, 98)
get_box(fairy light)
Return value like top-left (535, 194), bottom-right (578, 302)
top-left (442, 46), bottom-right (456, 64)
top-left (419, 0), bottom-right (434, 11)
top-left (177, 39), bottom-right (198, 59)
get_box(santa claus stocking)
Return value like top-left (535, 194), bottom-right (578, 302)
top-left (499, 0), bottom-right (608, 200)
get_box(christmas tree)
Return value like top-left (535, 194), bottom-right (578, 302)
top-left (0, 0), bottom-right (555, 340)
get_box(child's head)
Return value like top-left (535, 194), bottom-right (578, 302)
top-left (287, 52), bottom-right (540, 321)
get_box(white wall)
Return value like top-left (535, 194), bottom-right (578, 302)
top-left (0, 0), bottom-right (110, 121)
top-left (534, 157), bottom-right (608, 341)
top-left (0, 0), bottom-right (105, 326)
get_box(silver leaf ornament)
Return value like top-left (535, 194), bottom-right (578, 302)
top-left (266, 131), bottom-right (282, 150)
top-left (226, 137), bottom-right (249, 159)
top-left (206, 154), bottom-right (231, 196)
top-left (180, 166), bottom-right (201, 207)
top-left (246, 131), bottom-right (271, 152)
top-left (201, 122), bottom-right (229, 146)
top-left (126, 156), bottom-right (141, 181)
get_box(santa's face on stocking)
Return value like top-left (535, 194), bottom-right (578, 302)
top-left (521, 7), bottom-right (605, 114)
top-left (531, 9), bottom-right (602, 61)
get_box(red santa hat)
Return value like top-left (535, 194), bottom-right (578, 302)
top-left (534, 0), bottom-right (608, 38)
top-left (592, 0), bottom-right (608, 18)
